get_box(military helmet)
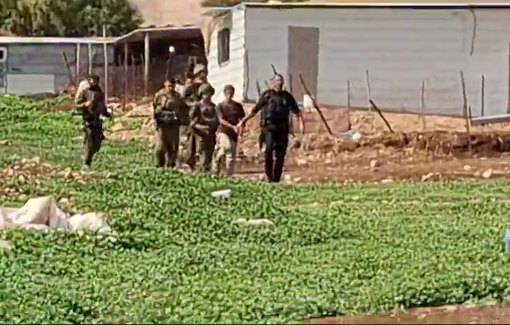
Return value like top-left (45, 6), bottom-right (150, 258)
top-left (198, 83), bottom-right (215, 97)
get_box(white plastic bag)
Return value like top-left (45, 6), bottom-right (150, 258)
top-left (68, 213), bottom-right (111, 233)
top-left (0, 196), bottom-right (110, 234)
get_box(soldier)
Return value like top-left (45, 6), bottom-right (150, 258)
top-left (182, 64), bottom-right (209, 106)
top-left (237, 74), bottom-right (305, 183)
top-left (153, 79), bottom-right (190, 168)
top-left (187, 83), bottom-right (218, 172)
top-left (182, 64), bottom-right (210, 169)
top-left (154, 79), bottom-right (173, 99)
top-left (74, 74), bottom-right (112, 167)
top-left (212, 84), bottom-right (245, 176)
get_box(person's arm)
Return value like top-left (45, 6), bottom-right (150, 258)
top-left (286, 92), bottom-right (305, 136)
top-left (189, 104), bottom-right (209, 133)
top-left (216, 103), bottom-right (237, 132)
top-left (236, 102), bottom-right (247, 134)
top-left (237, 91), bottom-right (267, 129)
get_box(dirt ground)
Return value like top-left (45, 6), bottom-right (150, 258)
top-left (306, 305), bottom-right (510, 324)
top-left (96, 99), bottom-right (510, 184)
top-left (240, 107), bottom-right (510, 184)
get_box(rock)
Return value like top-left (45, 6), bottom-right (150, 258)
top-left (381, 179), bottom-right (393, 184)
top-left (463, 165), bottom-right (472, 171)
top-left (325, 159), bottom-right (332, 165)
top-left (370, 159), bottom-right (380, 169)
top-left (0, 239), bottom-right (12, 250)
top-left (482, 169), bottom-right (493, 179)
top-left (234, 218), bottom-right (274, 227)
top-left (421, 172), bottom-right (440, 182)
top-left (211, 189), bottom-right (231, 198)
top-left (284, 174), bottom-right (292, 182)
top-left (296, 159), bottom-right (307, 166)
top-left (63, 168), bottom-right (73, 179)
top-left (293, 177), bottom-right (302, 182)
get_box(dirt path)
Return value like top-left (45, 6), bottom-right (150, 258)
top-left (307, 305), bottom-right (510, 324)
top-left (99, 101), bottom-right (510, 184)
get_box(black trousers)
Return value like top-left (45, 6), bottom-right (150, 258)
top-left (83, 123), bottom-right (104, 166)
top-left (263, 129), bottom-right (288, 183)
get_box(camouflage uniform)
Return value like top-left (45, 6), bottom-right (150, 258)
top-left (153, 83), bottom-right (190, 168)
top-left (181, 64), bottom-right (212, 169)
top-left (75, 82), bottom-right (110, 166)
top-left (187, 83), bottom-right (218, 172)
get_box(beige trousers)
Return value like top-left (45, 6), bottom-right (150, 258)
top-left (212, 132), bottom-right (238, 176)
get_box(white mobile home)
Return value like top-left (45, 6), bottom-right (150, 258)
top-left (204, 3), bottom-right (510, 117)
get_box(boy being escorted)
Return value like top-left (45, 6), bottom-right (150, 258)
top-left (212, 85), bottom-right (245, 176)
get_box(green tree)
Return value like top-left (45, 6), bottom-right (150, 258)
top-left (0, 0), bottom-right (143, 37)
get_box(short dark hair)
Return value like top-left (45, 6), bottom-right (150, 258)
top-left (223, 84), bottom-right (235, 93)
top-left (89, 74), bottom-right (100, 82)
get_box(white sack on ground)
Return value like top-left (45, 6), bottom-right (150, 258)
top-left (0, 196), bottom-right (111, 233)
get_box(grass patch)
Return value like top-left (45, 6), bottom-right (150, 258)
top-left (1, 95), bottom-right (510, 323)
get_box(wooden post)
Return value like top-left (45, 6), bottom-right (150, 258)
top-left (346, 79), bottom-right (352, 131)
top-left (365, 69), bottom-right (372, 112)
top-left (87, 43), bottom-right (92, 75)
top-left (420, 80), bottom-right (426, 130)
top-left (123, 42), bottom-right (128, 111)
top-left (75, 43), bottom-right (80, 83)
top-left (481, 74), bottom-right (485, 117)
top-left (347, 80), bottom-right (351, 109)
top-left (103, 26), bottom-right (109, 100)
top-left (460, 71), bottom-right (472, 154)
top-left (131, 55), bottom-right (136, 97)
top-left (144, 32), bottom-right (150, 97)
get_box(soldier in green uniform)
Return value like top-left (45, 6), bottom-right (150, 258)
top-left (181, 64), bottom-right (210, 170)
top-left (154, 79), bottom-right (173, 99)
top-left (153, 79), bottom-right (190, 168)
top-left (182, 64), bottom-right (208, 105)
top-left (187, 83), bottom-right (218, 172)
top-left (74, 75), bottom-right (111, 167)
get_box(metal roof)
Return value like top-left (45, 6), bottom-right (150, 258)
top-left (204, 1), bottom-right (510, 14)
top-left (0, 36), bottom-right (116, 45)
top-left (115, 26), bottom-right (202, 43)
top-left (242, 1), bottom-right (510, 6)
top-left (0, 26), bottom-right (201, 45)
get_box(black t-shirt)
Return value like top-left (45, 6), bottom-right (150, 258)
top-left (253, 89), bottom-right (300, 133)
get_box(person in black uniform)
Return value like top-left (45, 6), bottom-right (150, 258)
top-left (237, 73), bottom-right (305, 183)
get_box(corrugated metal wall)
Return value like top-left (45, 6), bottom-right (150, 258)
top-left (3, 43), bottom-right (114, 95)
top-left (242, 7), bottom-right (510, 117)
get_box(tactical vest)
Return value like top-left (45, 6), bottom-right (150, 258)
top-left (262, 90), bottom-right (291, 131)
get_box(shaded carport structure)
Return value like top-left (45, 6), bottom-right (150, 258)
top-left (112, 26), bottom-right (205, 95)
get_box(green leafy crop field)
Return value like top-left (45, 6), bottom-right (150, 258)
top-left (1, 95), bottom-right (510, 323)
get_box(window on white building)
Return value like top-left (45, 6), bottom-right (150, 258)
top-left (217, 28), bottom-right (230, 65)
